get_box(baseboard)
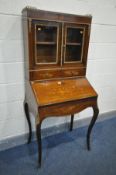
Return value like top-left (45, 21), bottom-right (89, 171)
top-left (0, 110), bottom-right (116, 152)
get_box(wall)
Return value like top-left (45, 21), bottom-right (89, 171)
top-left (0, 0), bottom-right (116, 141)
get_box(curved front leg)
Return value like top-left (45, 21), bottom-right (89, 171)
top-left (70, 114), bottom-right (74, 131)
top-left (87, 103), bottom-right (99, 150)
top-left (36, 116), bottom-right (42, 168)
top-left (24, 102), bottom-right (32, 144)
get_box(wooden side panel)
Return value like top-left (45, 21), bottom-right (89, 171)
top-left (22, 10), bottom-right (38, 116)
top-left (25, 81), bottom-right (38, 117)
top-left (22, 10), bottom-right (29, 80)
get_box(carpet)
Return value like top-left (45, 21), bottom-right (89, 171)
top-left (0, 117), bottom-right (116, 175)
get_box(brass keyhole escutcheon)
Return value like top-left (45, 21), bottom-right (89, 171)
top-left (57, 81), bottom-right (62, 85)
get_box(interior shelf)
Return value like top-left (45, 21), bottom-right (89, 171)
top-left (36, 41), bottom-right (56, 45)
top-left (66, 42), bottom-right (81, 46)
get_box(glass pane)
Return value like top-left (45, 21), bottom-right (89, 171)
top-left (36, 25), bottom-right (57, 42)
top-left (36, 45), bottom-right (56, 64)
top-left (67, 27), bottom-right (84, 43)
top-left (65, 45), bottom-right (81, 62)
top-left (35, 24), bottom-right (58, 64)
top-left (65, 27), bottom-right (84, 62)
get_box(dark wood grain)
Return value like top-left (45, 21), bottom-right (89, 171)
top-left (22, 7), bottom-right (92, 24)
top-left (22, 7), bottom-right (99, 167)
top-left (30, 67), bottom-right (86, 81)
top-left (31, 77), bottom-right (97, 106)
top-left (38, 97), bottom-right (97, 121)
top-left (22, 7), bottom-right (91, 80)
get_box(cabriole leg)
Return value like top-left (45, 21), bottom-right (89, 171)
top-left (70, 114), bottom-right (74, 131)
top-left (24, 102), bottom-right (32, 144)
top-left (36, 121), bottom-right (42, 167)
top-left (87, 104), bottom-right (99, 150)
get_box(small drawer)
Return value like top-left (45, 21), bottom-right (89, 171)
top-left (39, 72), bottom-right (53, 79)
top-left (30, 70), bottom-right (62, 80)
top-left (62, 68), bottom-right (86, 77)
top-left (30, 68), bottom-right (86, 81)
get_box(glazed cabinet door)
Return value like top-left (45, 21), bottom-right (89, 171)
top-left (62, 23), bottom-right (89, 67)
top-left (31, 20), bottom-right (62, 68)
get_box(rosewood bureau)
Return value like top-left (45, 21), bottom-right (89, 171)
top-left (22, 7), bottom-right (99, 167)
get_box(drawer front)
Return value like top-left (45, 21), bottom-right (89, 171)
top-left (62, 68), bottom-right (86, 77)
top-left (30, 68), bottom-right (86, 81)
top-left (30, 70), bottom-right (62, 80)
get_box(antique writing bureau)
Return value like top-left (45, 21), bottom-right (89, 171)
top-left (22, 7), bottom-right (99, 167)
